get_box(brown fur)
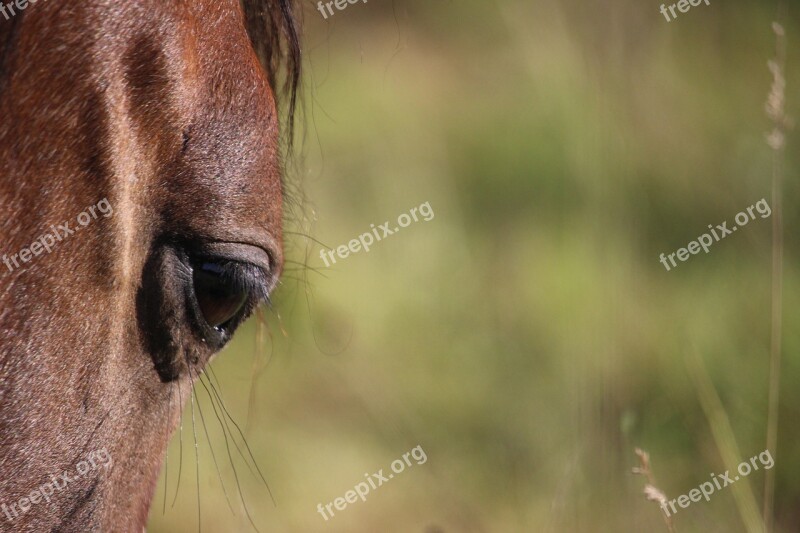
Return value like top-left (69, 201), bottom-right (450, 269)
top-left (0, 0), bottom-right (298, 529)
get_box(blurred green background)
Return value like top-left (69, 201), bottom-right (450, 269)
top-left (148, 0), bottom-right (800, 531)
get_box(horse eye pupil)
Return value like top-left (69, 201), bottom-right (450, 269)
top-left (193, 263), bottom-right (247, 329)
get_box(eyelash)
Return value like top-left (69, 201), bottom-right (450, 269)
top-left (191, 258), bottom-right (271, 304)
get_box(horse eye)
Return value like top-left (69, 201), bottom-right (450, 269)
top-left (192, 262), bottom-right (248, 330)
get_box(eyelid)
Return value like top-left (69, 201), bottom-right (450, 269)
top-left (188, 243), bottom-right (276, 305)
top-left (195, 242), bottom-right (274, 276)
top-left (195, 259), bottom-right (269, 300)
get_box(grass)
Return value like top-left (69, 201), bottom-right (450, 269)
top-left (147, 3), bottom-right (800, 531)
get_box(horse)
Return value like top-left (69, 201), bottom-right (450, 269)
top-left (0, 0), bottom-right (300, 529)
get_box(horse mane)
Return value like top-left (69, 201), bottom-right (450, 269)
top-left (241, 0), bottom-right (302, 140)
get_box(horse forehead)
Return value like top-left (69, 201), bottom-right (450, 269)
top-left (62, 0), bottom-right (283, 300)
top-left (115, 1), bottom-right (277, 142)
top-left (102, 1), bottom-right (281, 216)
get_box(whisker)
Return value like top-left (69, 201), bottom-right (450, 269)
top-left (163, 383), bottom-right (172, 515)
top-left (204, 368), bottom-right (261, 481)
top-left (262, 302), bottom-right (289, 340)
top-left (246, 313), bottom-right (276, 434)
top-left (204, 367), bottom-right (275, 506)
top-left (190, 383), bottom-right (201, 532)
top-left (171, 377), bottom-right (184, 508)
top-left (196, 373), bottom-right (262, 532)
top-left (193, 369), bottom-right (236, 515)
top-left (283, 259), bottom-right (323, 272)
top-left (282, 230), bottom-right (328, 248)
top-left (276, 275), bottom-right (314, 287)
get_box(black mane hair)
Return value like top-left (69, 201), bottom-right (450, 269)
top-left (241, 0), bottom-right (302, 141)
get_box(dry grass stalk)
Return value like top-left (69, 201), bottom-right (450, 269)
top-left (764, 19), bottom-right (789, 533)
top-left (632, 448), bottom-right (676, 533)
